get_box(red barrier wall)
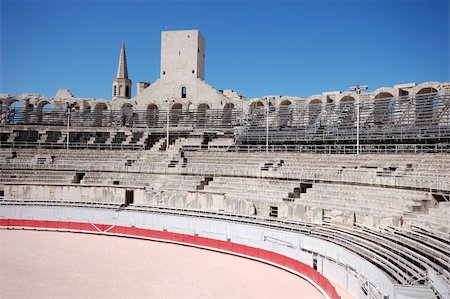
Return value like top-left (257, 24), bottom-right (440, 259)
top-left (0, 218), bottom-right (340, 299)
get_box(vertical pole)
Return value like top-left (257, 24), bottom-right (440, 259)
top-left (66, 107), bottom-right (70, 151)
top-left (349, 85), bottom-right (367, 155)
top-left (266, 98), bottom-right (269, 154)
top-left (166, 101), bottom-right (170, 151)
top-left (356, 92), bottom-right (360, 155)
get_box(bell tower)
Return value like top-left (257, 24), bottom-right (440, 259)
top-left (112, 42), bottom-right (132, 99)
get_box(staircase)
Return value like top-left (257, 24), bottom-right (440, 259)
top-left (196, 176), bottom-right (214, 190)
top-left (149, 138), bottom-right (166, 151)
top-left (284, 182), bottom-right (313, 202)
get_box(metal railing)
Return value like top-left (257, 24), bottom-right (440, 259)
top-left (1, 92), bottom-right (449, 149)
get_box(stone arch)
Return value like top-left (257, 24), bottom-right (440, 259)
top-left (5, 100), bottom-right (23, 124)
top-left (37, 100), bottom-right (53, 111)
top-left (9, 99), bottom-right (23, 110)
top-left (197, 103), bottom-right (210, 128)
top-left (146, 104), bottom-right (159, 127)
top-left (416, 87), bottom-right (438, 125)
top-left (68, 102), bottom-right (81, 125)
top-left (171, 103), bottom-right (183, 110)
top-left (120, 103), bottom-right (134, 126)
top-left (94, 102), bottom-right (108, 127)
top-left (278, 100), bottom-right (293, 127)
top-left (171, 103), bottom-right (183, 126)
top-left (36, 100), bottom-right (54, 123)
top-left (308, 99), bottom-right (322, 125)
top-left (147, 103), bottom-right (158, 110)
top-left (222, 103), bottom-right (235, 127)
top-left (249, 101), bottom-right (264, 115)
top-left (224, 103), bottom-right (235, 109)
top-left (338, 96), bottom-right (355, 128)
top-left (340, 96), bottom-right (355, 103)
top-left (374, 92), bottom-right (394, 125)
top-left (417, 87), bottom-right (438, 95)
top-left (83, 102), bottom-right (91, 113)
top-left (279, 99), bottom-right (292, 107)
top-left (198, 103), bottom-right (210, 111)
top-left (94, 102), bottom-right (108, 112)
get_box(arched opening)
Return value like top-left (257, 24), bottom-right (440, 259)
top-left (36, 101), bottom-right (54, 123)
top-left (222, 103), bottom-right (235, 127)
top-left (249, 101), bottom-right (265, 126)
top-left (181, 86), bottom-right (187, 99)
top-left (94, 103), bottom-right (108, 127)
top-left (121, 103), bottom-right (133, 126)
top-left (146, 104), bottom-right (159, 127)
top-left (69, 102), bottom-right (81, 126)
top-left (416, 87), bottom-right (438, 125)
top-left (224, 103), bottom-right (234, 109)
top-left (278, 100), bottom-right (293, 127)
top-left (374, 92), bottom-right (394, 125)
top-left (339, 96), bottom-right (355, 128)
top-left (197, 103), bottom-right (210, 128)
top-left (125, 86), bottom-right (130, 98)
top-left (308, 99), bottom-right (321, 125)
top-left (82, 103), bottom-right (91, 122)
top-left (6, 100), bottom-right (23, 124)
top-left (83, 103), bottom-right (91, 113)
top-left (171, 103), bottom-right (183, 126)
top-left (250, 101), bottom-right (264, 113)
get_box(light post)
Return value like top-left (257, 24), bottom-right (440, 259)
top-left (266, 97), bottom-right (269, 154)
top-left (65, 103), bottom-right (76, 150)
top-left (349, 85), bottom-right (368, 155)
top-left (166, 98), bottom-right (173, 151)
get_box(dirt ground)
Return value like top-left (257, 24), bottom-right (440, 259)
top-left (0, 230), bottom-right (325, 299)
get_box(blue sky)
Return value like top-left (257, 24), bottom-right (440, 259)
top-left (1, 0), bottom-right (449, 99)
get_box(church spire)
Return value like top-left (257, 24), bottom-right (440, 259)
top-left (116, 42), bottom-right (128, 79)
top-left (112, 42), bottom-right (132, 99)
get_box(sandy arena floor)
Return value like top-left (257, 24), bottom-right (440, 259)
top-left (0, 230), bottom-right (324, 299)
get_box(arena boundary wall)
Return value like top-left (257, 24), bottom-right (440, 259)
top-left (0, 217), bottom-right (338, 299)
top-left (0, 205), bottom-right (439, 299)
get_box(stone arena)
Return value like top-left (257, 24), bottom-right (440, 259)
top-left (0, 30), bottom-right (449, 299)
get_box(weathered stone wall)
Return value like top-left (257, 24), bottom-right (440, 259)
top-left (4, 184), bottom-right (143, 204)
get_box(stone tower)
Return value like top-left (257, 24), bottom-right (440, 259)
top-left (160, 30), bottom-right (205, 81)
top-left (112, 42), bottom-right (132, 99)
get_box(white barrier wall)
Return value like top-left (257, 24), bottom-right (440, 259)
top-left (0, 205), bottom-right (423, 299)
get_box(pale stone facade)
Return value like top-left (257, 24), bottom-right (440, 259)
top-left (133, 29), bottom-right (243, 111)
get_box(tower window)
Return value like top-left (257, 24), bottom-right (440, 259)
top-left (114, 86), bottom-right (117, 96)
top-left (163, 71), bottom-right (166, 75)
top-left (125, 86), bottom-right (130, 98)
top-left (181, 86), bottom-right (187, 99)
top-left (192, 70), bottom-right (195, 74)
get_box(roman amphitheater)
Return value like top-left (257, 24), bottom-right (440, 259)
top-left (0, 30), bottom-right (449, 299)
